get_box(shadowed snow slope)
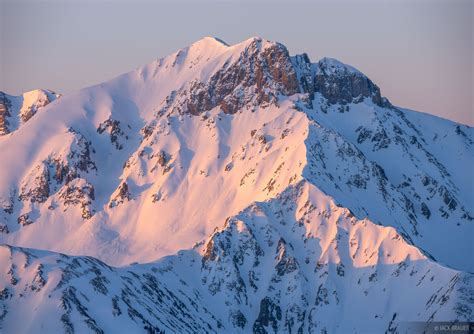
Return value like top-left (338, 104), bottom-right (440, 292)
top-left (0, 36), bottom-right (472, 333)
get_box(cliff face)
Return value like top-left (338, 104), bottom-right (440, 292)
top-left (0, 93), bottom-right (12, 135)
top-left (313, 57), bottom-right (387, 106)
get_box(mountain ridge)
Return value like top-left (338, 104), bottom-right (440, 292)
top-left (0, 89), bottom-right (61, 136)
top-left (1, 180), bottom-right (472, 333)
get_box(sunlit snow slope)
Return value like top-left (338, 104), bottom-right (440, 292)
top-left (0, 37), bottom-right (472, 333)
top-left (0, 89), bottom-right (61, 136)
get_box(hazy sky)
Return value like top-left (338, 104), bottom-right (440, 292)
top-left (1, 0), bottom-right (472, 125)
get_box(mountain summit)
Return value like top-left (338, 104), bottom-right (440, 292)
top-left (0, 37), bottom-right (472, 333)
top-left (0, 89), bottom-right (60, 135)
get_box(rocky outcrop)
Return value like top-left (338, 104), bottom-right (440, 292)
top-left (19, 163), bottom-right (50, 203)
top-left (97, 117), bottom-right (128, 150)
top-left (291, 53), bottom-right (314, 96)
top-left (11, 128), bottom-right (98, 227)
top-left (253, 297), bottom-right (282, 333)
top-left (59, 128), bottom-right (97, 178)
top-left (109, 182), bottom-right (131, 208)
top-left (58, 178), bottom-right (95, 220)
top-left (20, 91), bottom-right (53, 123)
top-left (156, 150), bottom-right (169, 167)
top-left (170, 38), bottom-right (300, 116)
top-left (17, 213), bottom-right (33, 226)
top-left (274, 238), bottom-right (299, 277)
top-left (0, 92), bottom-right (12, 135)
top-left (0, 89), bottom-right (60, 136)
top-left (313, 58), bottom-right (388, 107)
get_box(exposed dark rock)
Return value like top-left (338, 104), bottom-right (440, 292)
top-left (61, 286), bottom-right (105, 334)
top-left (371, 127), bottom-right (391, 150)
top-left (31, 264), bottom-right (47, 291)
top-left (455, 125), bottom-right (473, 144)
top-left (111, 296), bottom-right (122, 317)
top-left (19, 163), bottom-right (50, 203)
top-left (347, 174), bottom-right (367, 189)
top-left (202, 239), bottom-right (217, 265)
top-left (0, 92), bottom-right (12, 135)
top-left (291, 53), bottom-right (314, 98)
top-left (257, 134), bottom-right (267, 145)
top-left (229, 309), bottom-right (247, 329)
top-left (421, 203), bottom-right (431, 219)
top-left (336, 263), bottom-right (345, 277)
top-left (18, 213), bottom-right (33, 226)
top-left (313, 58), bottom-right (388, 107)
top-left (66, 129), bottom-right (97, 174)
top-left (172, 39), bottom-right (300, 116)
top-left (275, 238), bottom-right (299, 277)
top-left (253, 297), bottom-right (282, 333)
top-left (118, 182), bottom-right (130, 200)
top-left (109, 182), bottom-right (131, 208)
top-left (97, 118), bottom-right (126, 150)
top-left (225, 162), bottom-right (233, 172)
top-left (1, 90), bottom-right (58, 135)
top-left (151, 191), bottom-right (162, 203)
top-left (157, 150), bottom-right (170, 167)
top-left (58, 179), bottom-right (95, 220)
top-left (0, 224), bottom-right (9, 234)
top-left (439, 186), bottom-right (458, 211)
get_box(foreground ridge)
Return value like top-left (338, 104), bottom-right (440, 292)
top-left (1, 182), bottom-right (472, 333)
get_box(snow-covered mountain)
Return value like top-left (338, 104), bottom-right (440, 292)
top-left (0, 89), bottom-right (61, 136)
top-left (0, 36), bottom-right (472, 333)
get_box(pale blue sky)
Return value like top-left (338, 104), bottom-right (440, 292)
top-left (1, 0), bottom-right (472, 125)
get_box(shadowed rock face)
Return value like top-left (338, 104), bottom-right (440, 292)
top-left (181, 43), bottom-right (391, 113)
top-left (0, 92), bottom-right (12, 135)
top-left (313, 58), bottom-right (386, 107)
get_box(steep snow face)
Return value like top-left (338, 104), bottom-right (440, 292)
top-left (0, 36), bottom-right (472, 274)
top-left (300, 97), bottom-right (473, 272)
top-left (0, 37), bottom-right (308, 265)
top-left (0, 89), bottom-right (61, 136)
top-left (0, 182), bottom-right (471, 333)
top-left (196, 181), bottom-right (472, 332)
top-left (0, 97), bottom-right (309, 264)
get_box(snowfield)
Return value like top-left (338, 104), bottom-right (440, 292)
top-left (0, 36), bottom-right (472, 333)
